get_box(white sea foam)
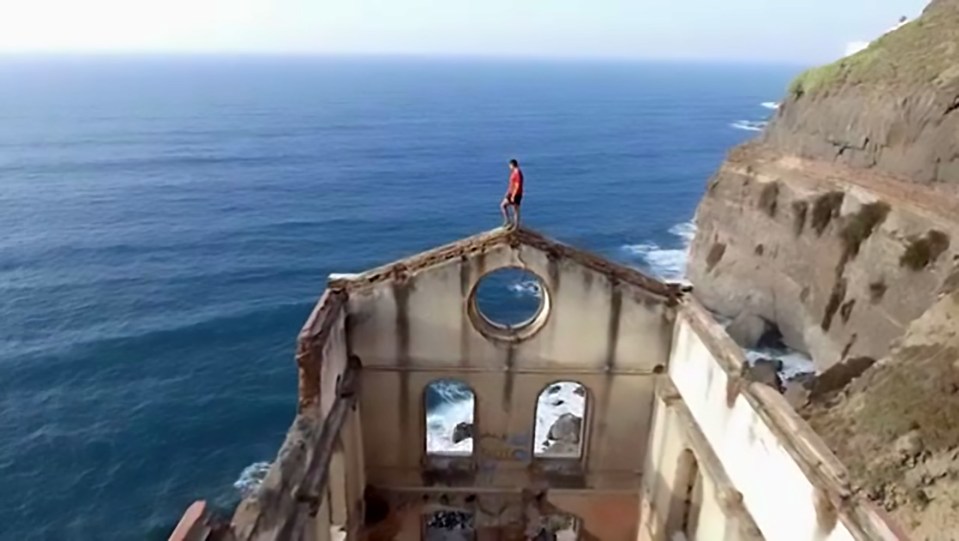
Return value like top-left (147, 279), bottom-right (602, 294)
top-left (669, 221), bottom-right (696, 243)
top-left (761, 101), bottom-right (780, 110)
top-left (746, 347), bottom-right (816, 378)
top-left (621, 221), bottom-right (696, 282)
top-left (534, 382), bottom-right (586, 454)
top-left (507, 280), bottom-right (543, 298)
top-left (234, 461), bottom-right (271, 497)
top-left (623, 244), bottom-right (689, 281)
top-left (426, 398), bottom-right (475, 454)
top-left (424, 381), bottom-right (585, 456)
top-left (731, 120), bottom-right (768, 132)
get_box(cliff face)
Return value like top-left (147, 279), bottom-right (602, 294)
top-left (802, 281), bottom-right (959, 538)
top-left (688, 0), bottom-right (959, 370)
top-left (765, 0), bottom-right (959, 186)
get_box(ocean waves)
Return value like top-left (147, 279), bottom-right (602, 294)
top-left (730, 101), bottom-right (779, 132)
top-left (621, 221), bottom-right (696, 282)
top-left (730, 120), bottom-right (768, 132)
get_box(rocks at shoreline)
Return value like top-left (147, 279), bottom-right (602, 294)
top-left (452, 422), bottom-right (473, 444)
top-left (727, 312), bottom-right (771, 349)
top-left (744, 356), bottom-right (821, 410)
top-left (541, 413), bottom-right (584, 456)
top-left (547, 413), bottom-right (582, 444)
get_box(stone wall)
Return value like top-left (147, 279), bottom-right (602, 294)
top-left (339, 229), bottom-right (677, 538)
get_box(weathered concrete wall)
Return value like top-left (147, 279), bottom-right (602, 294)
top-left (638, 382), bottom-right (763, 541)
top-left (342, 231), bottom-right (675, 493)
top-left (167, 227), bottom-right (914, 541)
top-left (344, 234), bottom-right (674, 372)
top-left (230, 292), bottom-right (362, 541)
top-left (359, 371), bottom-right (654, 485)
top-left (659, 300), bottom-right (902, 541)
top-left (688, 151), bottom-right (959, 370)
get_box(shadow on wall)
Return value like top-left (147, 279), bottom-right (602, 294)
top-left (665, 450), bottom-right (703, 540)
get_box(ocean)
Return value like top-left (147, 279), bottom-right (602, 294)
top-left (0, 56), bottom-right (797, 540)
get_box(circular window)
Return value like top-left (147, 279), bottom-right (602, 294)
top-left (468, 267), bottom-right (549, 341)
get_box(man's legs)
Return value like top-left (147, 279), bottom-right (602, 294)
top-left (512, 203), bottom-right (521, 229)
top-left (500, 198), bottom-right (512, 227)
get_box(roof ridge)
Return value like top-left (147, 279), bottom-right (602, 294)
top-left (328, 226), bottom-right (682, 300)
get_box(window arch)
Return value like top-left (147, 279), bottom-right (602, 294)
top-left (467, 266), bottom-right (551, 343)
top-left (666, 449), bottom-right (703, 539)
top-left (534, 381), bottom-right (588, 458)
top-left (425, 379), bottom-right (476, 456)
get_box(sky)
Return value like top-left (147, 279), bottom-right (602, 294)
top-left (0, 0), bottom-right (932, 64)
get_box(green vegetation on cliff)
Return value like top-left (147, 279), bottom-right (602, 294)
top-left (789, 3), bottom-right (959, 97)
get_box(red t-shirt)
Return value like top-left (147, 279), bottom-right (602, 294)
top-left (509, 168), bottom-right (524, 196)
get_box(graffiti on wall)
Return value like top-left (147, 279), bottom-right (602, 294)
top-left (476, 431), bottom-right (531, 462)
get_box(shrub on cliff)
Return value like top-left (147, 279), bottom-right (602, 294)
top-left (900, 230), bottom-right (950, 270)
top-left (840, 201), bottom-right (891, 259)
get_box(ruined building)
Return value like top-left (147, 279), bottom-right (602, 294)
top-left (169, 227), bottom-right (906, 541)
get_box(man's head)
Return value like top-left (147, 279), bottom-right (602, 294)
top-left (509, 159), bottom-right (519, 170)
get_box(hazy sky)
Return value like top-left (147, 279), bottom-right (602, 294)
top-left (0, 0), bottom-right (931, 63)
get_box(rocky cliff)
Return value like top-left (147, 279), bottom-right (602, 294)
top-left (688, 1), bottom-right (959, 537)
top-left (688, 0), bottom-right (959, 371)
top-left (802, 281), bottom-right (959, 539)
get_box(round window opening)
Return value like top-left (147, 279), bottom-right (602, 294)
top-left (471, 267), bottom-right (549, 338)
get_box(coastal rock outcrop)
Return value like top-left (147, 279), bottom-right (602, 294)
top-left (452, 422), bottom-right (474, 445)
top-left (688, 0), bottom-right (959, 371)
top-left (802, 284), bottom-right (959, 538)
top-left (688, 1), bottom-right (959, 537)
top-left (547, 413), bottom-right (582, 444)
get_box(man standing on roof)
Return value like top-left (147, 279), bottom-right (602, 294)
top-left (501, 158), bottom-right (524, 229)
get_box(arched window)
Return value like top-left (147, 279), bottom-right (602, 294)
top-left (425, 379), bottom-right (475, 455)
top-left (468, 267), bottom-right (551, 342)
top-left (534, 382), bottom-right (587, 458)
top-left (667, 449), bottom-right (703, 539)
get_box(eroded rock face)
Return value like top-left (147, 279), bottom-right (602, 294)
top-left (744, 358), bottom-right (784, 392)
top-left (688, 152), bottom-right (959, 370)
top-left (802, 289), bottom-right (959, 539)
top-left (688, 1), bottom-right (959, 372)
top-left (726, 312), bottom-right (770, 349)
top-left (763, 0), bottom-right (959, 186)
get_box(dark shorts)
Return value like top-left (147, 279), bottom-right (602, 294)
top-left (508, 193), bottom-right (523, 205)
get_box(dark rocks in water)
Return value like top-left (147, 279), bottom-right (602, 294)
top-left (547, 413), bottom-right (582, 444)
top-left (543, 441), bottom-right (579, 456)
top-left (426, 510), bottom-right (474, 531)
top-left (783, 371), bottom-right (817, 409)
top-left (547, 385), bottom-right (561, 395)
top-left (727, 312), bottom-right (769, 348)
top-left (809, 356), bottom-right (877, 401)
top-left (744, 357), bottom-right (784, 392)
top-left (727, 312), bottom-right (786, 349)
top-left (452, 422), bottom-right (473, 444)
top-left (551, 400), bottom-right (565, 407)
top-left (573, 385), bottom-right (586, 397)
